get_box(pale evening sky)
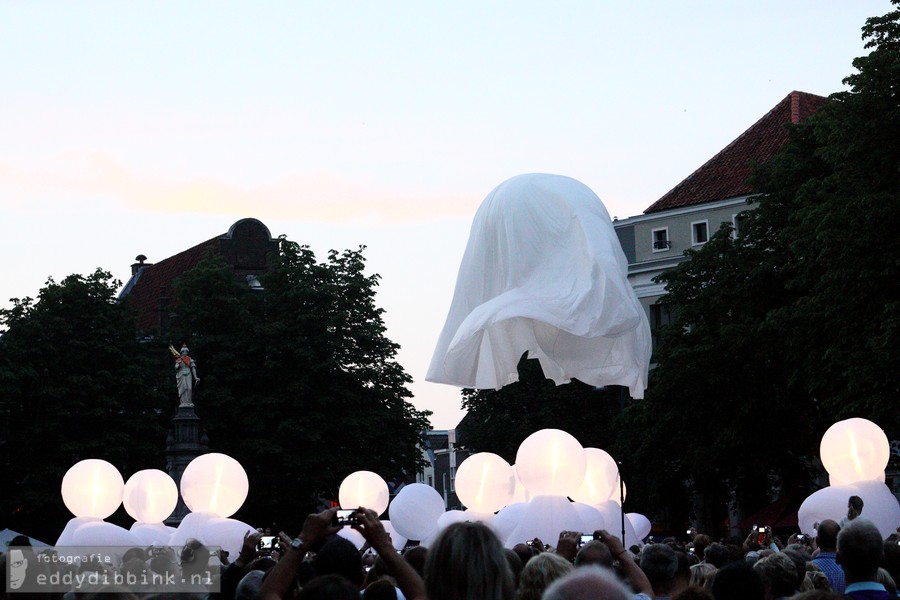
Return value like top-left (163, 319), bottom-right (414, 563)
top-left (0, 1), bottom-right (890, 429)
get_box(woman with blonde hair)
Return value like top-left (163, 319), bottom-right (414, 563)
top-left (516, 552), bottom-right (574, 600)
top-left (424, 521), bottom-right (515, 600)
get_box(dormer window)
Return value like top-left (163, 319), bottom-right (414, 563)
top-left (652, 228), bottom-right (670, 252)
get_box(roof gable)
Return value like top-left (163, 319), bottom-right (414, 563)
top-left (644, 91), bottom-right (827, 214)
top-left (119, 218), bottom-right (278, 335)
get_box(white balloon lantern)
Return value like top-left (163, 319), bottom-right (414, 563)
top-left (571, 448), bottom-right (619, 505)
top-left (124, 469), bottom-right (178, 523)
top-left (388, 483), bottom-right (445, 541)
top-left (627, 513), bottom-right (652, 541)
top-left (455, 453), bottom-right (516, 513)
top-left (572, 502), bottom-right (606, 533)
top-left (515, 429), bottom-right (586, 497)
top-left (820, 418), bottom-right (890, 486)
top-left (380, 520), bottom-right (408, 551)
top-left (61, 459), bottom-right (125, 519)
top-left (493, 502), bottom-right (529, 546)
top-left (339, 471), bottom-right (390, 516)
top-left (798, 480), bottom-right (900, 539)
top-left (510, 465), bottom-right (530, 504)
top-left (180, 453), bottom-right (249, 518)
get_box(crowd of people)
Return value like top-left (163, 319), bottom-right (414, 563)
top-left (2, 506), bottom-right (899, 600)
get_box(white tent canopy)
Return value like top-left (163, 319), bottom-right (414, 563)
top-left (427, 174), bottom-right (650, 398)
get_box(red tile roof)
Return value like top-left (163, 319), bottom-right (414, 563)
top-left (119, 218), bottom-right (278, 335)
top-left (644, 91), bottom-right (827, 214)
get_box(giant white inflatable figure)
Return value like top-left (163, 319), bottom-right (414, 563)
top-left (427, 173), bottom-right (650, 398)
top-left (798, 418), bottom-right (899, 538)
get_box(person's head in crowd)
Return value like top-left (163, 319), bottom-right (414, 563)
top-left (363, 578), bottom-right (398, 600)
top-left (876, 567), bottom-right (896, 596)
top-left (836, 518), bottom-right (884, 584)
top-left (801, 562), bottom-right (831, 593)
top-left (246, 555), bottom-right (277, 573)
top-left (313, 536), bottom-right (365, 589)
top-left (672, 586), bottom-right (715, 600)
top-left (504, 548), bottom-right (525, 586)
top-left (745, 551), bottom-right (761, 566)
top-left (673, 549), bottom-right (692, 594)
top-left (424, 521), bottom-right (514, 600)
top-left (704, 543), bottom-right (729, 568)
top-left (815, 520), bottom-right (840, 553)
top-left (574, 540), bottom-right (613, 569)
top-left (640, 543), bottom-right (679, 598)
top-left (753, 553), bottom-right (798, 600)
top-left (693, 534), bottom-right (712, 561)
top-left (121, 557), bottom-right (149, 582)
top-left (513, 543), bottom-right (537, 567)
top-left (882, 533), bottom-right (899, 583)
top-left (781, 546), bottom-right (810, 590)
top-left (297, 573), bottom-right (360, 600)
top-left (122, 547), bottom-right (147, 565)
top-left (235, 570), bottom-right (266, 600)
top-left (690, 562), bottom-right (717, 589)
top-left (787, 592), bottom-right (843, 600)
top-left (542, 566), bottom-right (632, 600)
top-left (180, 538), bottom-right (212, 578)
top-left (727, 543), bottom-right (745, 563)
top-left (403, 545), bottom-right (428, 577)
top-left (516, 552), bottom-right (573, 600)
top-left (711, 561), bottom-right (765, 600)
top-left (847, 496), bottom-right (864, 520)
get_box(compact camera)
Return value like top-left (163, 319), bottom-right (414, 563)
top-left (333, 509), bottom-right (360, 527)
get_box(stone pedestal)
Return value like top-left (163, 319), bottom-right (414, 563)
top-left (165, 405), bottom-right (208, 525)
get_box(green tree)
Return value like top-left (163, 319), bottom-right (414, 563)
top-left (0, 270), bottom-right (169, 543)
top-left (168, 240), bottom-right (431, 532)
top-left (617, 1), bottom-right (900, 534)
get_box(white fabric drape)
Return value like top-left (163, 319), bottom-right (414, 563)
top-left (427, 173), bottom-right (650, 398)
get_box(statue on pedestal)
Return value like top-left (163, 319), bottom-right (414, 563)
top-left (170, 345), bottom-right (199, 407)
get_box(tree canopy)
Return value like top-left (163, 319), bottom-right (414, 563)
top-left (167, 239), bottom-right (431, 532)
top-left (0, 239), bottom-right (431, 540)
top-left (617, 1), bottom-right (900, 534)
top-left (0, 270), bottom-right (169, 543)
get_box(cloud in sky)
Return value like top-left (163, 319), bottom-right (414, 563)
top-left (0, 152), bottom-right (481, 223)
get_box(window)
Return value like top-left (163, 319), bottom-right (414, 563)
top-left (427, 475), bottom-right (433, 487)
top-left (692, 220), bottom-right (709, 245)
top-left (652, 227), bottom-right (670, 252)
top-left (732, 212), bottom-right (748, 238)
top-left (650, 303), bottom-right (673, 351)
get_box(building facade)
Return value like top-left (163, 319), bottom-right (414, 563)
top-left (614, 91), bottom-right (826, 350)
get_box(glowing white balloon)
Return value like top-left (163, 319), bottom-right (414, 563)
top-left (124, 469), bottom-right (178, 524)
top-left (61, 459), bottom-right (125, 519)
top-left (570, 448), bottom-right (619, 505)
top-left (455, 453), bottom-right (516, 513)
top-left (380, 520), bottom-right (408, 551)
top-left (820, 418), bottom-right (890, 486)
top-left (572, 502), bottom-right (606, 533)
top-left (510, 465), bottom-right (529, 504)
top-left (388, 483), bottom-right (445, 541)
top-left (506, 495), bottom-right (585, 548)
top-left (610, 478), bottom-right (627, 506)
top-left (627, 513), bottom-right (651, 540)
top-left (180, 453), bottom-right (249, 518)
top-left (493, 502), bottom-right (529, 546)
top-left (515, 429), bottom-right (586, 497)
top-left (596, 501), bottom-right (640, 548)
top-left (798, 480), bottom-right (900, 538)
top-left (339, 471), bottom-right (390, 516)
top-left (337, 526), bottom-right (366, 549)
